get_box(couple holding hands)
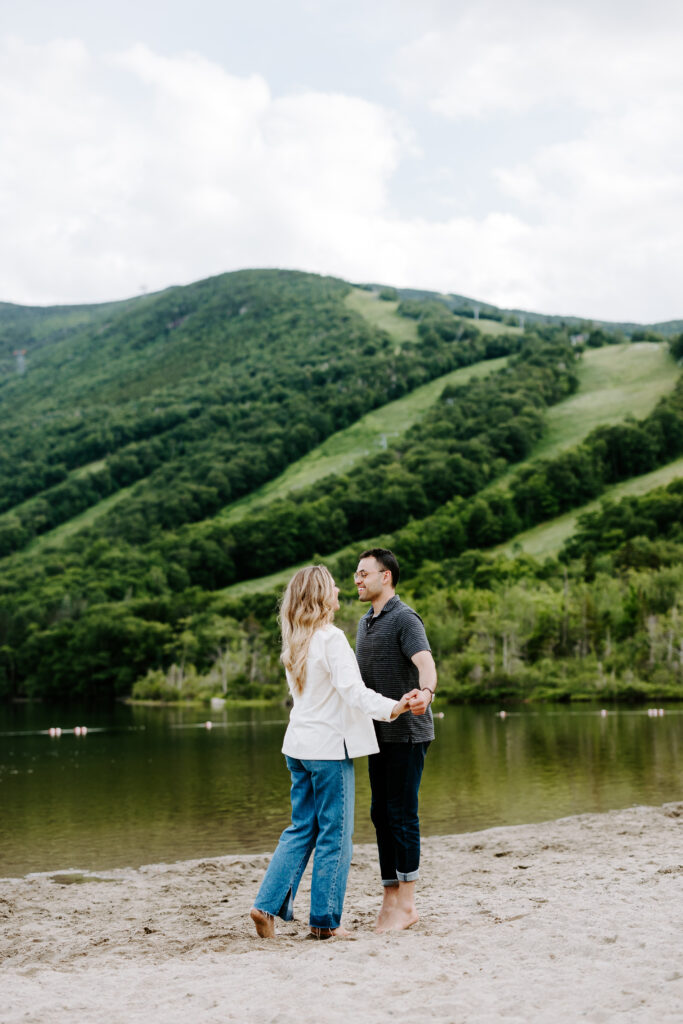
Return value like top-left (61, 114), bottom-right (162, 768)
top-left (250, 548), bottom-right (437, 939)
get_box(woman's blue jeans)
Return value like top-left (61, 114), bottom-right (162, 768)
top-left (254, 754), bottom-right (354, 929)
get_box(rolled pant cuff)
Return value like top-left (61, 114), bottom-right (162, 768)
top-left (396, 869), bottom-right (419, 882)
top-left (382, 879), bottom-right (399, 888)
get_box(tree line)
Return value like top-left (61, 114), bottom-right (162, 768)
top-left (132, 512), bottom-right (683, 704)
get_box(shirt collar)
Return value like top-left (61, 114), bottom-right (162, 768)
top-left (363, 594), bottom-right (399, 620)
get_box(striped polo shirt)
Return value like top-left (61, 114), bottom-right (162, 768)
top-left (355, 595), bottom-right (435, 744)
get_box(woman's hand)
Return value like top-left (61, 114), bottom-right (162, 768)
top-left (390, 692), bottom-right (415, 719)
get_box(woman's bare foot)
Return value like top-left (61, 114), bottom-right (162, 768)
top-left (309, 925), bottom-right (352, 939)
top-left (250, 907), bottom-right (276, 938)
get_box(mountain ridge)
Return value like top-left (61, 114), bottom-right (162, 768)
top-left (1, 268), bottom-right (682, 704)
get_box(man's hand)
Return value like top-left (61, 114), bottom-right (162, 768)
top-left (406, 688), bottom-right (432, 716)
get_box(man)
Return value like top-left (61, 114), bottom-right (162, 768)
top-left (354, 547), bottom-right (437, 932)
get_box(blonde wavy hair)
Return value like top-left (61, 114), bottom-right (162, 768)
top-left (279, 565), bottom-right (337, 695)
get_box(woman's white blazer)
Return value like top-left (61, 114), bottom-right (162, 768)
top-left (281, 624), bottom-right (397, 760)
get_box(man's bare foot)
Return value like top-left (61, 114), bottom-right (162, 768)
top-left (375, 880), bottom-right (419, 932)
top-left (309, 925), bottom-right (352, 939)
top-left (375, 886), bottom-right (400, 931)
top-left (250, 907), bottom-right (276, 938)
top-left (374, 905), bottom-right (419, 932)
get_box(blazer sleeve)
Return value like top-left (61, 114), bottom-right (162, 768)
top-left (324, 628), bottom-right (398, 721)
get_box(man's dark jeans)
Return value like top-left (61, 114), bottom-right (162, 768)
top-left (368, 740), bottom-right (430, 884)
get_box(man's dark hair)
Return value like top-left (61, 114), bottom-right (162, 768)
top-left (359, 548), bottom-right (400, 587)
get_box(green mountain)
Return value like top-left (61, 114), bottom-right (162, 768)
top-left (1, 270), bottom-right (682, 705)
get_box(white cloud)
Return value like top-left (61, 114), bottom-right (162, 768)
top-left (2, 20), bottom-right (683, 323)
top-left (392, 1), bottom-right (683, 118)
top-left (0, 38), bottom-right (406, 305)
top-left (386, 3), bottom-right (683, 319)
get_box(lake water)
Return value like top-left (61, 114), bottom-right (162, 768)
top-left (1, 701), bottom-right (682, 878)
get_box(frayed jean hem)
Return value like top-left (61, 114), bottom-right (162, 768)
top-left (252, 907), bottom-right (275, 919)
top-left (309, 912), bottom-right (341, 929)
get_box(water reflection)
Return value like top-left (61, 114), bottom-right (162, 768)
top-left (1, 702), bottom-right (681, 877)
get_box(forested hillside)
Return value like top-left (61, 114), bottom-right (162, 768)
top-left (1, 270), bottom-right (682, 704)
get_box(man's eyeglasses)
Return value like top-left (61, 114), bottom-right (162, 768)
top-left (353, 569), bottom-right (387, 580)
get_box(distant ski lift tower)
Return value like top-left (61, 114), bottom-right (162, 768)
top-left (13, 349), bottom-right (27, 374)
top-left (472, 304), bottom-right (480, 320)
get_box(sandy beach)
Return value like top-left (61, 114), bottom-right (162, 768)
top-left (1, 802), bottom-right (682, 1024)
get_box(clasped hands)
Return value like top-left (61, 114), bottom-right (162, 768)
top-left (395, 687), bottom-right (432, 717)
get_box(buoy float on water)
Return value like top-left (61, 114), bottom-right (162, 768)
top-left (74, 726), bottom-right (88, 736)
top-left (600, 709), bottom-right (608, 717)
top-left (497, 710), bottom-right (507, 719)
top-left (48, 727), bottom-right (62, 738)
top-left (204, 721), bottom-right (213, 730)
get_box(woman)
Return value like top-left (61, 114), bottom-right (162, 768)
top-left (250, 565), bottom-right (409, 939)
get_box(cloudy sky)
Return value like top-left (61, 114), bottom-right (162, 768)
top-left (2, 0), bottom-right (683, 321)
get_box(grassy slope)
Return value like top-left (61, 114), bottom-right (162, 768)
top-left (344, 287), bottom-right (521, 340)
top-left (451, 313), bottom-right (522, 337)
top-left (23, 484), bottom-right (139, 554)
top-left (535, 342), bottom-right (675, 459)
top-left (481, 341), bottom-right (680, 558)
top-left (483, 342), bottom-right (676, 496)
top-left (221, 559), bottom-right (313, 598)
top-left (494, 456), bottom-right (683, 560)
top-left (343, 290), bottom-right (419, 346)
top-left (217, 356), bottom-right (508, 525)
top-left (219, 342), bottom-right (678, 597)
